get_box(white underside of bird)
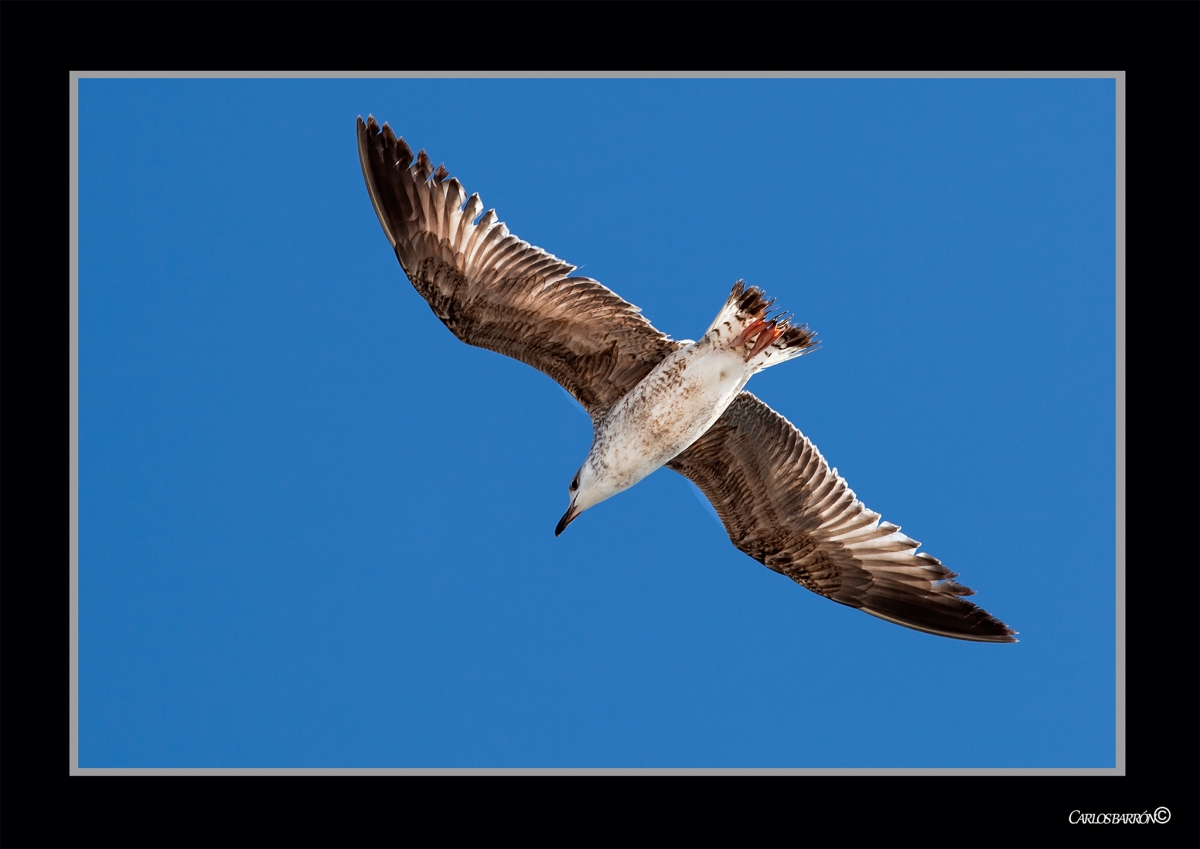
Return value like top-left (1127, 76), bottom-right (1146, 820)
top-left (557, 282), bottom-right (814, 534)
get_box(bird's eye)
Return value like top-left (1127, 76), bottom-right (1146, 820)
top-left (570, 475), bottom-right (580, 491)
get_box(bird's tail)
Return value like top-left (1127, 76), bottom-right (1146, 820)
top-left (704, 280), bottom-right (817, 369)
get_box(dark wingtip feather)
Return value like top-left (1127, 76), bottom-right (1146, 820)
top-left (360, 116), bottom-right (414, 171)
top-left (393, 135), bottom-right (413, 170)
top-left (858, 593), bottom-right (1018, 642)
top-left (935, 580), bottom-right (976, 597)
top-left (414, 149), bottom-right (434, 181)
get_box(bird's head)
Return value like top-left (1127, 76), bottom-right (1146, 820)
top-left (554, 460), bottom-right (616, 536)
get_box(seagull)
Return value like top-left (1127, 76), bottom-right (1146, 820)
top-left (357, 116), bottom-right (1016, 643)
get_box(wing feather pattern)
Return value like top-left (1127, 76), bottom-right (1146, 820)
top-left (668, 393), bottom-right (1017, 642)
top-left (357, 116), bottom-right (681, 420)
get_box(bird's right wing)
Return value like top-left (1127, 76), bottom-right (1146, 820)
top-left (667, 392), bottom-right (1016, 642)
top-left (357, 116), bottom-right (682, 421)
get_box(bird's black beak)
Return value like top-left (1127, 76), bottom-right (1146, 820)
top-left (555, 501), bottom-right (582, 537)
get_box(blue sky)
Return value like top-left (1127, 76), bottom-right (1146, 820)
top-left (78, 78), bottom-right (1116, 768)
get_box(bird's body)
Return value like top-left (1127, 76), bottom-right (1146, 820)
top-left (589, 340), bottom-right (748, 494)
top-left (561, 282), bottom-right (816, 532)
top-left (357, 115), bottom-right (1017, 643)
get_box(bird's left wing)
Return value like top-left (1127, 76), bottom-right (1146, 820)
top-left (667, 392), bottom-right (1016, 642)
top-left (357, 116), bottom-right (682, 421)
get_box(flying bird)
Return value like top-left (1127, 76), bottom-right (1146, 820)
top-left (357, 115), bottom-right (1016, 643)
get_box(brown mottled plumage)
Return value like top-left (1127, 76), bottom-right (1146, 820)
top-left (358, 116), bottom-right (680, 422)
top-left (357, 115), bottom-right (1016, 643)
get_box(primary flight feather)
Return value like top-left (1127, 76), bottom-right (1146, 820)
top-left (357, 115), bottom-right (1016, 643)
